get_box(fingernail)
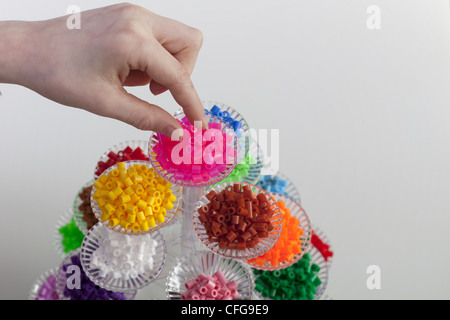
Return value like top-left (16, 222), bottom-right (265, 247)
top-left (202, 118), bottom-right (209, 130)
top-left (162, 124), bottom-right (181, 139)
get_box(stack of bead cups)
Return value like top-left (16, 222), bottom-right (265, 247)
top-left (53, 138), bottom-right (186, 299)
top-left (35, 101), bottom-right (332, 300)
top-left (148, 102), bottom-right (262, 300)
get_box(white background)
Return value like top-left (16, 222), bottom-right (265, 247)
top-left (1, 0), bottom-right (450, 300)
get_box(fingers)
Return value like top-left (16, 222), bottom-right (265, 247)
top-left (103, 88), bottom-right (183, 136)
top-left (142, 39), bottom-right (207, 129)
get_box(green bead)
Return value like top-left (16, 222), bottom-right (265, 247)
top-left (313, 276), bottom-right (322, 287)
top-left (273, 270), bottom-right (282, 278)
top-left (311, 263), bottom-right (320, 273)
top-left (295, 258), bottom-right (309, 270)
top-left (270, 279), bottom-right (280, 289)
top-left (287, 270), bottom-right (296, 280)
top-left (255, 283), bottom-right (265, 293)
top-left (253, 268), bottom-right (262, 276)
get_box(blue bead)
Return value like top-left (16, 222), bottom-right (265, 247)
top-left (232, 120), bottom-right (242, 131)
top-left (278, 179), bottom-right (288, 187)
top-left (222, 111), bottom-right (230, 118)
top-left (210, 105), bottom-right (221, 115)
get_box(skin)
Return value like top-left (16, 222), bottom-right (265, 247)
top-left (0, 3), bottom-right (208, 136)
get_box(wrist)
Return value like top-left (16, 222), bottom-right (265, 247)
top-left (0, 21), bottom-right (40, 85)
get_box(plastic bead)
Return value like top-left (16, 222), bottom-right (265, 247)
top-left (151, 115), bottom-right (237, 184)
top-left (58, 217), bottom-right (85, 253)
top-left (77, 184), bottom-right (98, 230)
top-left (247, 198), bottom-right (303, 267)
top-left (93, 162), bottom-right (177, 232)
top-left (95, 146), bottom-right (149, 177)
top-left (197, 183), bottom-right (275, 250)
top-left (182, 271), bottom-right (239, 300)
top-left (252, 253), bottom-right (322, 300)
top-left (62, 252), bottom-right (127, 300)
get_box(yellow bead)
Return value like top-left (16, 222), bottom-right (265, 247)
top-left (168, 193), bottom-right (177, 203)
top-left (133, 184), bottom-right (145, 195)
top-left (93, 189), bottom-right (102, 200)
top-left (126, 213), bottom-right (136, 224)
top-left (116, 210), bottom-right (126, 220)
top-left (113, 186), bottom-right (123, 197)
top-left (128, 166), bottom-right (138, 176)
top-left (130, 194), bottom-right (140, 204)
top-left (104, 181), bottom-right (114, 190)
top-left (163, 200), bottom-right (174, 211)
top-left (93, 180), bottom-right (104, 190)
top-left (139, 221), bottom-right (149, 232)
top-left (132, 174), bottom-right (143, 183)
top-left (131, 223), bottom-right (140, 232)
top-left (98, 174), bottom-right (109, 184)
top-left (149, 190), bottom-right (161, 198)
top-left (146, 216), bottom-right (156, 228)
top-left (97, 198), bottom-right (106, 208)
top-left (160, 207), bottom-right (167, 216)
top-left (136, 211), bottom-right (146, 223)
top-left (110, 169), bottom-right (120, 177)
top-left (120, 220), bottom-right (131, 230)
top-left (120, 194), bottom-right (131, 204)
top-left (152, 204), bottom-right (161, 213)
top-left (146, 196), bottom-right (156, 206)
top-left (155, 214), bottom-right (165, 224)
top-left (100, 211), bottom-right (110, 222)
top-left (104, 204), bottom-right (115, 215)
top-left (107, 191), bottom-right (118, 201)
top-left (123, 177), bottom-right (133, 187)
top-left (164, 180), bottom-right (172, 189)
top-left (117, 162), bottom-right (126, 173)
top-left (124, 186), bottom-right (135, 195)
top-left (109, 218), bottom-right (119, 227)
top-left (113, 180), bottom-right (124, 188)
top-left (156, 184), bottom-right (165, 193)
top-left (155, 197), bottom-right (162, 206)
top-left (144, 206), bottom-right (153, 217)
top-left (137, 199), bottom-right (147, 210)
top-left (125, 205), bottom-right (138, 214)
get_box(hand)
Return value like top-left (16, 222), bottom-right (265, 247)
top-left (0, 3), bottom-right (207, 136)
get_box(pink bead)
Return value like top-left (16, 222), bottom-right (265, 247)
top-left (230, 288), bottom-right (239, 299)
top-left (185, 279), bottom-right (197, 289)
top-left (227, 280), bottom-right (238, 290)
top-left (214, 270), bottom-right (227, 286)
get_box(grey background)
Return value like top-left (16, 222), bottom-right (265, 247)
top-left (0, 0), bottom-right (449, 299)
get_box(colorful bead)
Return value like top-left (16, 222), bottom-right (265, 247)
top-left (95, 146), bottom-right (149, 177)
top-left (181, 271), bottom-right (239, 300)
top-left (252, 253), bottom-right (322, 300)
top-left (198, 184), bottom-right (276, 250)
top-left (62, 253), bottom-right (127, 300)
top-left (93, 162), bottom-right (177, 232)
top-left (151, 115), bottom-right (237, 184)
top-left (58, 217), bottom-right (84, 253)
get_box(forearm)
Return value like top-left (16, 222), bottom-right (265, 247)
top-left (0, 21), bottom-right (36, 84)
